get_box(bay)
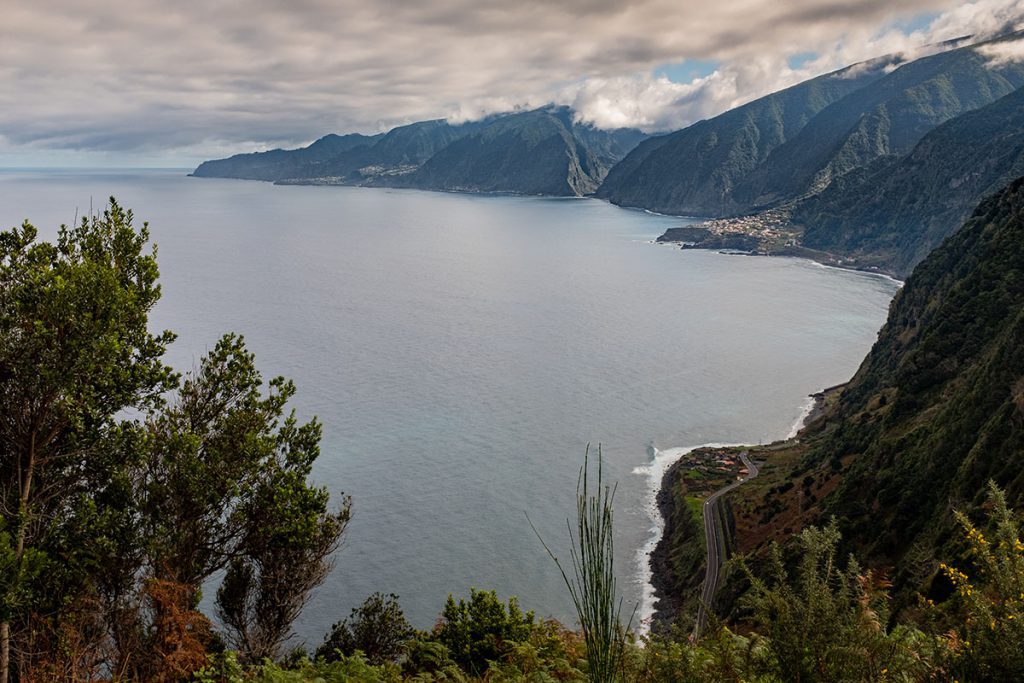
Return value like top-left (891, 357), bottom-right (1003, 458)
top-left (0, 169), bottom-right (898, 641)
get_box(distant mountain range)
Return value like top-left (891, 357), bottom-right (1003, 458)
top-left (195, 31), bottom-right (1024, 278)
top-left (192, 106), bottom-right (646, 197)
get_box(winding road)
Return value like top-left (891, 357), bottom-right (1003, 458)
top-left (692, 450), bottom-right (758, 638)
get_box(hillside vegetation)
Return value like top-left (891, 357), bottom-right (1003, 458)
top-left (792, 80), bottom-right (1024, 275)
top-left (192, 107), bottom-right (645, 197)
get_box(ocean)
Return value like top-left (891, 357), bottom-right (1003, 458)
top-left (0, 169), bottom-right (899, 641)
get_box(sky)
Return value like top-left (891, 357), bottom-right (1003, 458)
top-left (1, 0), bottom-right (1023, 167)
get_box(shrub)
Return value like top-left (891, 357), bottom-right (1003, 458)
top-left (317, 593), bottom-right (413, 665)
top-left (435, 589), bottom-right (535, 675)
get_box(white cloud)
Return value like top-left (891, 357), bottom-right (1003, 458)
top-left (0, 0), bottom-right (1022, 158)
top-left (977, 37), bottom-right (1024, 65)
top-left (570, 0), bottom-right (1024, 132)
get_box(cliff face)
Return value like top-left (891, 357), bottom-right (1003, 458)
top-left (406, 107), bottom-right (637, 196)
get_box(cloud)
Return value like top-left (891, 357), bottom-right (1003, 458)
top-left (977, 36), bottom-right (1024, 65)
top-left (572, 0), bottom-right (1024, 132)
top-left (0, 0), bottom-right (1022, 159)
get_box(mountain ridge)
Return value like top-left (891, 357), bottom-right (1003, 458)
top-left (192, 106), bottom-right (647, 197)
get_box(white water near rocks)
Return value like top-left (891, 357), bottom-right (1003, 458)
top-left (0, 169), bottom-right (899, 643)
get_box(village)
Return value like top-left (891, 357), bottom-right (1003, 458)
top-left (676, 446), bottom-right (753, 497)
top-left (687, 207), bottom-right (800, 248)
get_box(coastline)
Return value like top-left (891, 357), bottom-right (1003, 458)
top-left (639, 390), bottom-right (828, 633)
top-left (655, 236), bottom-right (906, 283)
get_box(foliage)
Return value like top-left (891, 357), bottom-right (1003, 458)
top-left (0, 200), bottom-right (176, 681)
top-left (622, 627), bottom-right (764, 682)
top-left (144, 578), bottom-right (213, 682)
top-left (0, 201), bottom-right (348, 681)
top-left (935, 482), bottom-right (1024, 680)
top-left (741, 523), bottom-right (927, 682)
top-left (317, 593), bottom-right (413, 665)
top-left (535, 447), bottom-right (630, 682)
top-left (434, 589), bottom-right (536, 676)
top-left (251, 653), bottom-right (402, 683)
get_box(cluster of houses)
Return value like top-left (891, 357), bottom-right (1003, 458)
top-left (678, 448), bottom-right (750, 492)
top-left (692, 208), bottom-right (795, 245)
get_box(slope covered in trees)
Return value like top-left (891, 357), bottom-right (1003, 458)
top-left (711, 178), bottom-right (1024, 621)
top-left (594, 57), bottom-right (892, 215)
top-left (791, 83), bottom-right (1024, 276)
top-left (735, 34), bottom-right (1024, 208)
top-left (804, 176), bottom-right (1024, 571)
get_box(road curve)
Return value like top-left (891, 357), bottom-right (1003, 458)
top-left (692, 451), bottom-right (758, 639)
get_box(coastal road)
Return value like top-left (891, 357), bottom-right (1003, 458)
top-left (692, 451), bottom-right (759, 639)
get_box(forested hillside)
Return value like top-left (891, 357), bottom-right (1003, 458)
top-left (593, 57), bottom-right (892, 215)
top-left (792, 84), bottom-right (1024, 275)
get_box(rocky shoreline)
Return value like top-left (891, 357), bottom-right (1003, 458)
top-left (646, 389), bottom-right (832, 627)
top-left (647, 457), bottom-right (691, 632)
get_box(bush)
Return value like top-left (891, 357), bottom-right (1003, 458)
top-left (935, 482), bottom-right (1024, 680)
top-left (741, 523), bottom-right (927, 681)
top-left (435, 589), bottom-right (535, 675)
top-left (317, 593), bottom-right (413, 665)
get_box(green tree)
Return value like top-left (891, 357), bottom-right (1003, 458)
top-left (1, 201), bottom-right (351, 678)
top-left (141, 333), bottom-right (350, 662)
top-left (435, 589), bottom-right (535, 676)
top-left (0, 202), bottom-right (176, 683)
top-left (317, 593), bottom-right (414, 665)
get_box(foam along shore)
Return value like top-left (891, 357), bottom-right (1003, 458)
top-left (632, 442), bottom-right (745, 635)
top-left (633, 392), bottom-right (825, 635)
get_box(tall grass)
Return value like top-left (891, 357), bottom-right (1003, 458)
top-left (533, 445), bottom-right (632, 683)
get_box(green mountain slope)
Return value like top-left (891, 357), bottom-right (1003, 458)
top-left (191, 108), bottom-right (644, 196)
top-left (407, 106), bottom-right (635, 195)
top-left (322, 119), bottom-right (484, 183)
top-left (594, 59), bottom-right (891, 215)
top-left (599, 32), bottom-right (1024, 219)
top-left (738, 34), bottom-right (1024, 209)
top-left (190, 133), bottom-right (382, 181)
top-left (791, 85), bottom-right (1024, 276)
top-left (797, 177), bottom-right (1024, 592)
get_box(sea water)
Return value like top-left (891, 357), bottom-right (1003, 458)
top-left (0, 169), bottom-right (899, 641)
